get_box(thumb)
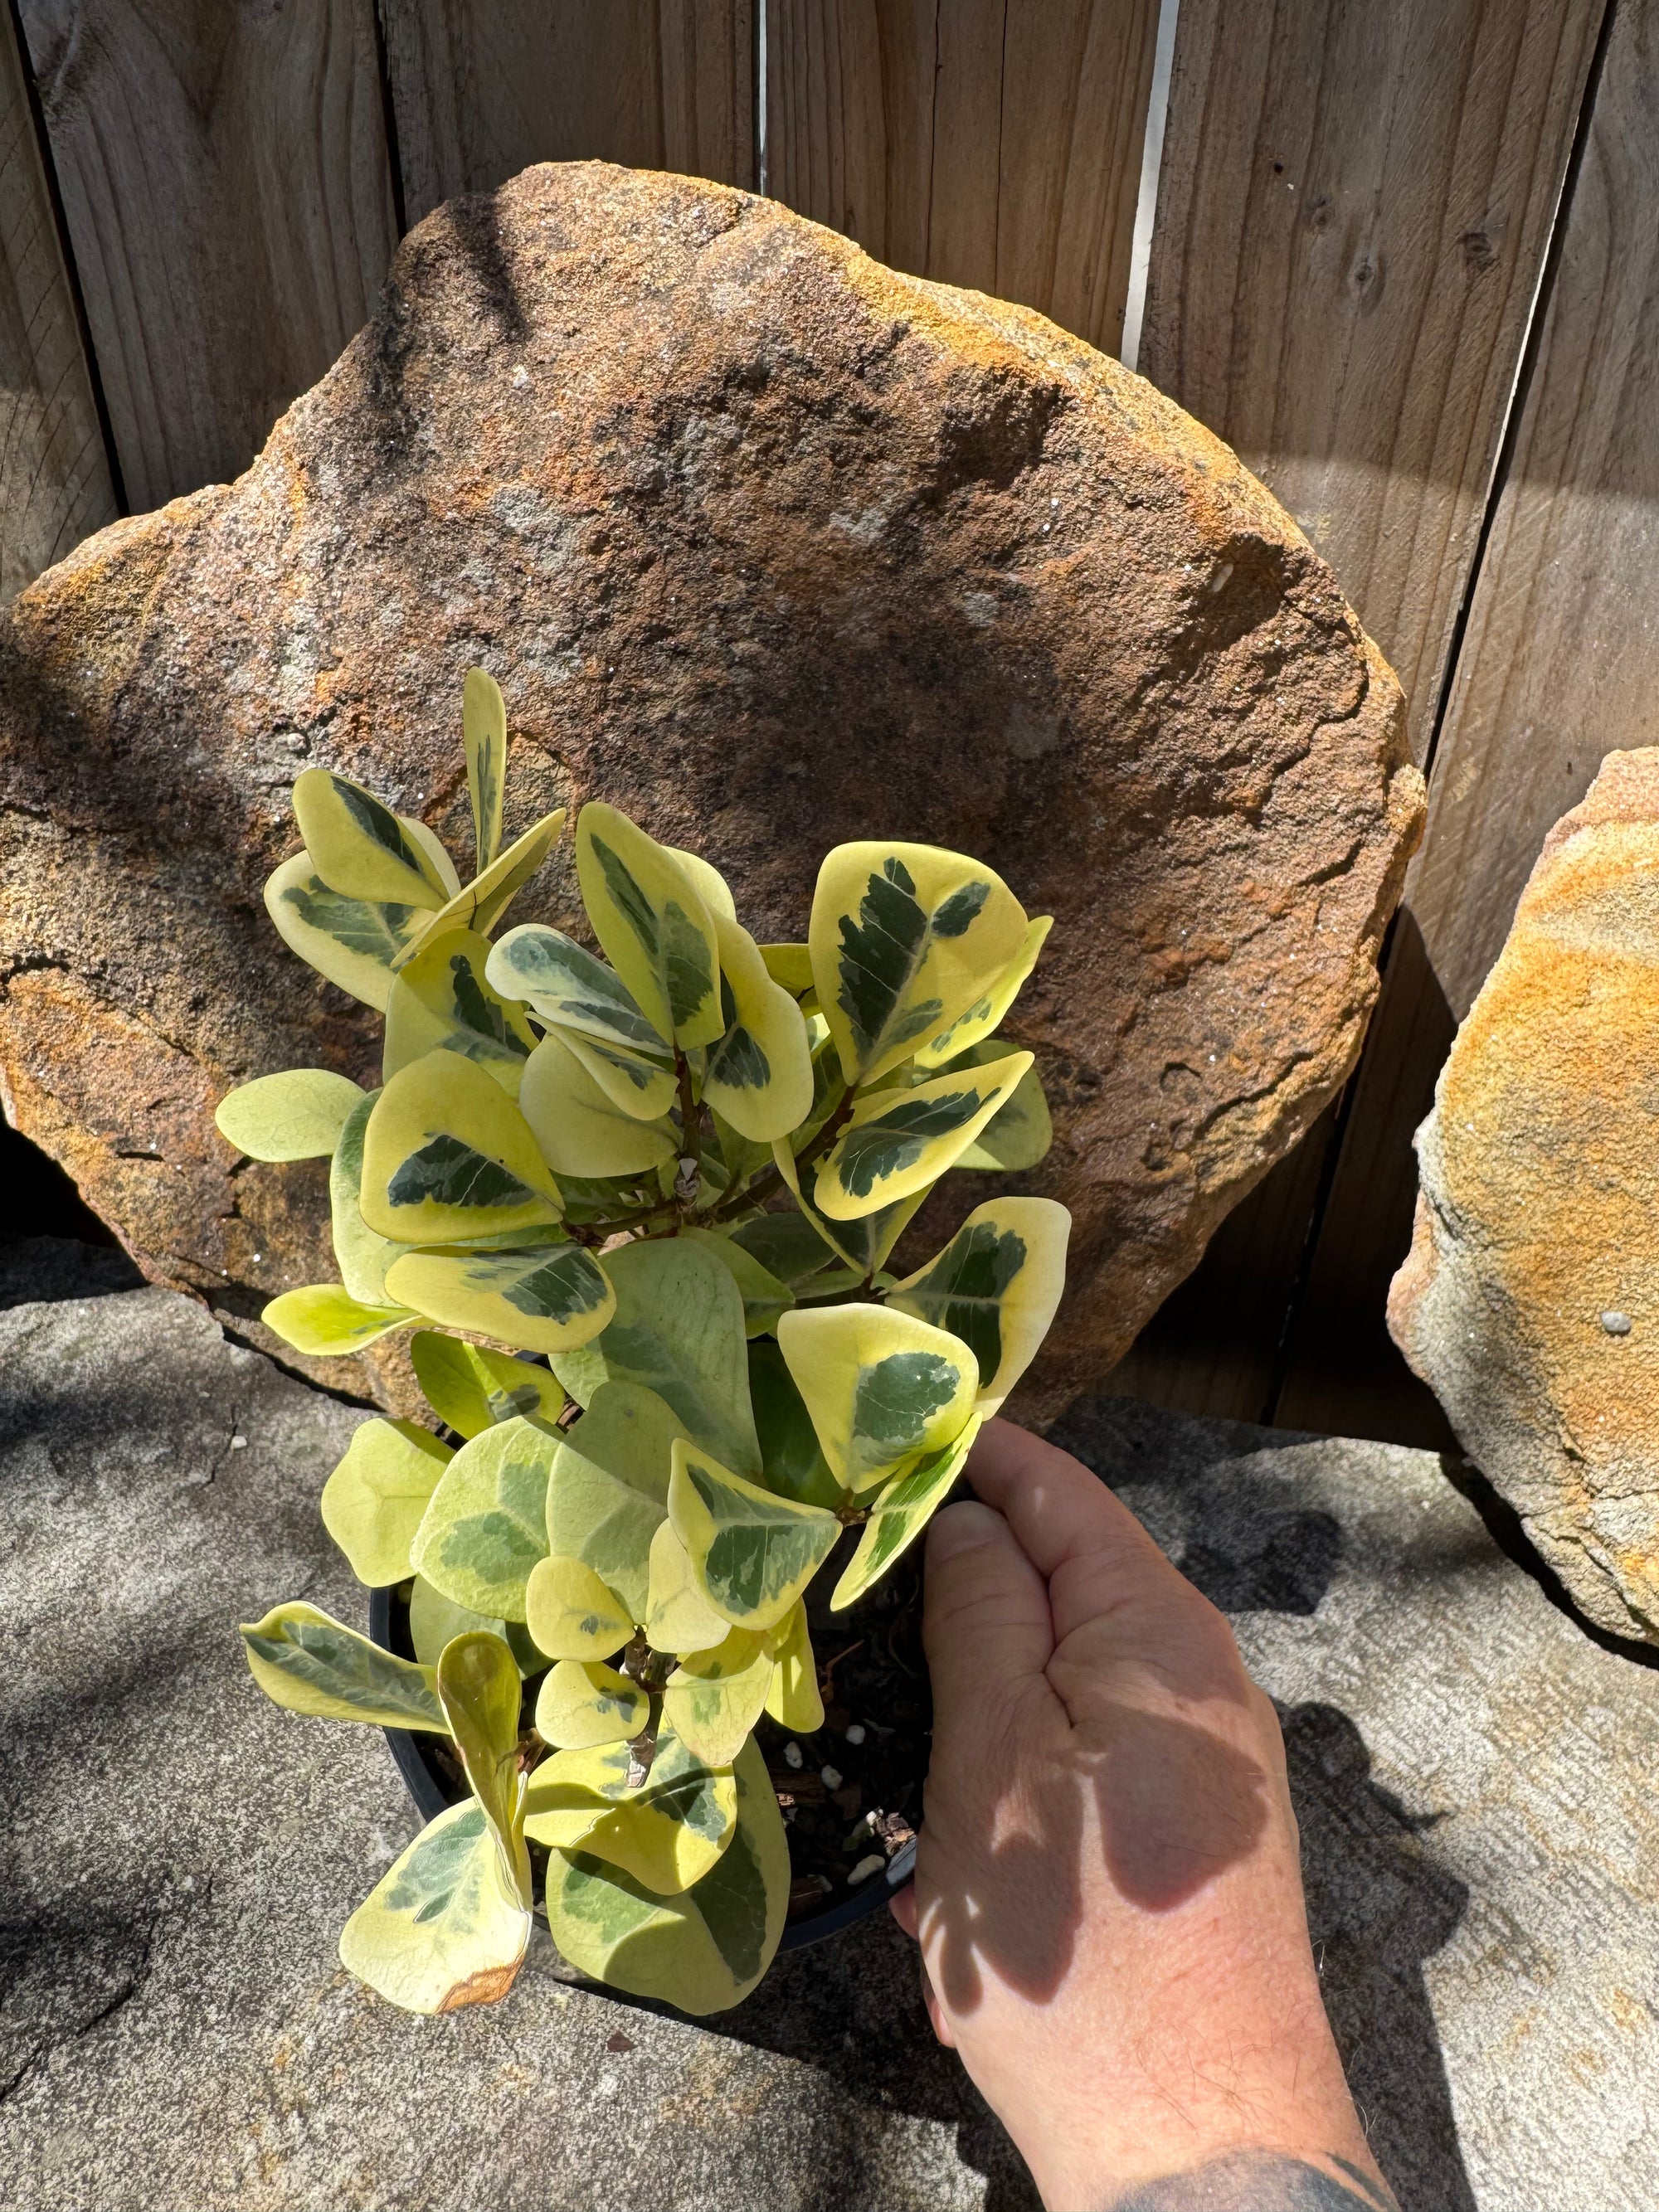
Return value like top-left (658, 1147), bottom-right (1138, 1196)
top-left (922, 1501), bottom-right (1055, 1753)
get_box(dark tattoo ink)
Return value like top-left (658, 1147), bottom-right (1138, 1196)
top-left (1104, 2150), bottom-right (1399, 2211)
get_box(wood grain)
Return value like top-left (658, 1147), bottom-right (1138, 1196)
top-left (0, 9), bottom-right (114, 600)
top-left (1116, 0), bottom-right (1604, 1433)
top-left (1277, 0), bottom-right (1659, 1441)
top-left (1142, 0), bottom-right (1604, 761)
top-left (764, 0), bottom-right (1161, 353)
top-left (17, 0), bottom-right (398, 513)
top-left (383, 1), bottom-right (756, 229)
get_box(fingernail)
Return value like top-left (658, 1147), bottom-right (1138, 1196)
top-left (927, 1501), bottom-right (1005, 1563)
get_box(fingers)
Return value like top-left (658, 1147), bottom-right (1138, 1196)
top-left (966, 1418), bottom-right (1194, 1645)
top-left (922, 1500), bottom-right (1057, 1750)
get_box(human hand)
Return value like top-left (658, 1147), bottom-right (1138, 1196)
top-left (890, 1419), bottom-right (1395, 2212)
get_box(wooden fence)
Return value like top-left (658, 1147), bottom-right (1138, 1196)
top-left (2, 0), bottom-right (1651, 1448)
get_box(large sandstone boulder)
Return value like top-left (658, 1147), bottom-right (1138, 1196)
top-left (1390, 749), bottom-right (1659, 1641)
top-left (0, 162), bottom-right (1421, 1410)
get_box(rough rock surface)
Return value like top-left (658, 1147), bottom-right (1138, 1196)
top-left (0, 160), bottom-right (1421, 1412)
top-left (7, 1243), bottom-right (1659, 2210)
top-left (1390, 748), bottom-right (1659, 1642)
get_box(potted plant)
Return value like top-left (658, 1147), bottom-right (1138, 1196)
top-left (223, 669), bottom-right (1068, 2016)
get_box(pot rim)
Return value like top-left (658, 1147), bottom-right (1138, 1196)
top-left (366, 1584), bottom-right (913, 1963)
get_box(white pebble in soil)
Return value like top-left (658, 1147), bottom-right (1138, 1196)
top-left (783, 1741), bottom-right (804, 1769)
top-left (820, 1765), bottom-right (844, 1791)
top-left (1602, 1310), bottom-right (1634, 1336)
top-left (848, 1854), bottom-right (885, 1885)
top-left (844, 1723), bottom-right (866, 1744)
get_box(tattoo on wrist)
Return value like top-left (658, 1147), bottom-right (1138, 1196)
top-left (1103, 2151), bottom-right (1399, 2211)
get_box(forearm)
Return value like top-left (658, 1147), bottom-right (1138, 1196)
top-left (1100, 2149), bottom-right (1399, 2209)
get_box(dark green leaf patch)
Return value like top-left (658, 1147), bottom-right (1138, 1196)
top-left (901, 1221), bottom-right (1027, 1382)
top-left (852, 1350), bottom-right (961, 1460)
top-left (834, 1085), bottom-right (987, 1197)
top-left (835, 857), bottom-right (941, 1060)
top-left (388, 1135), bottom-right (540, 1211)
top-left (489, 1245), bottom-right (611, 1323)
top-left (285, 880), bottom-right (419, 962)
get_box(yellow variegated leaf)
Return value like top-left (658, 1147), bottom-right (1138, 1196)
top-left (406, 1586), bottom-right (545, 1678)
top-left (813, 1050), bottom-right (1034, 1220)
top-left (549, 1237), bottom-right (761, 1480)
top-left (956, 1046), bottom-right (1053, 1170)
top-left (831, 1414), bottom-right (983, 1610)
top-left (462, 667), bottom-right (507, 876)
top-left (214, 1067), bottom-right (365, 1161)
top-left (360, 1049), bottom-right (562, 1245)
top-left (548, 1383), bottom-right (686, 1621)
top-left (810, 841), bottom-right (1028, 1084)
top-left (575, 802), bottom-right (722, 1048)
top-left (261, 1283), bottom-right (414, 1355)
top-left (913, 914), bottom-right (1053, 1068)
top-left (645, 1519), bottom-right (731, 1655)
top-left (409, 1576), bottom-right (508, 1667)
top-left (263, 853), bottom-right (428, 1012)
top-left (668, 1438), bottom-right (840, 1633)
top-left (518, 1030), bottom-right (678, 1178)
top-left (664, 844), bottom-right (737, 921)
top-left (677, 1227), bottom-right (792, 1339)
top-left (763, 1600), bottom-right (824, 1733)
top-left (383, 928), bottom-right (537, 1094)
top-left (240, 1602), bottom-right (447, 1731)
top-left (293, 766), bottom-right (459, 909)
top-left (397, 810), bottom-right (567, 965)
top-left (410, 1330), bottom-right (564, 1438)
top-left (541, 1737), bottom-right (786, 2013)
top-left (339, 1800), bottom-right (530, 2014)
top-left (759, 943), bottom-right (815, 994)
top-left (386, 1241), bottom-right (615, 1357)
top-left (776, 1304), bottom-right (978, 1494)
top-left (436, 1631), bottom-right (532, 1903)
top-left (703, 912), bottom-right (815, 1141)
top-left (664, 1625), bottom-right (772, 1766)
top-left (485, 923), bottom-right (670, 1057)
top-left (321, 1417), bottom-right (454, 1585)
top-left (411, 1417), bottom-right (557, 1620)
top-left (560, 1031), bottom-right (678, 1121)
top-left (768, 1141), bottom-right (926, 1279)
top-left (534, 1658), bottom-right (650, 1749)
top-left (523, 1552), bottom-right (634, 1660)
top-left (525, 1725), bottom-right (737, 1896)
top-left (887, 1196), bottom-right (1070, 1411)
top-left (329, 1090), bottom-right (416, 1304)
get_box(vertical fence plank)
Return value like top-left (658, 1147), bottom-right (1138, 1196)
top-left (17, 1), bottom-right (398, 513)
top-left (1113, 0), bottom-right (1605, 1428)
top-left (383, 2), bottom-right (756, 229)
top-left (0, 9), bottom-right (114, 599)
top-left (1276, 0), bottom-right (1657, 1441)
top-left (765, 0), bottom-right (1161, 353)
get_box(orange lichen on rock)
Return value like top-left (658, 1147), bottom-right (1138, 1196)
top-left (1391, 749), bottom-right (1659, 1640)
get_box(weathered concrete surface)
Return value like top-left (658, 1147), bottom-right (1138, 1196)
top-left (1054, 1393), bottom-right (1659, 2212)
top-left (0, 159), bottom-right (1422, 1415)
top-left (11, 1247), bottom-right (1654, 2211)
top-left (1390, 747), bottom-right (1659, 1642)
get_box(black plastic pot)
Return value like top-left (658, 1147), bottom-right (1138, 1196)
top-left (367, 1586), bottom-right (915, 1957)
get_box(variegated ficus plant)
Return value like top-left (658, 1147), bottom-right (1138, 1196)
top-left (222, 669), bottom-right (1068, 2017)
